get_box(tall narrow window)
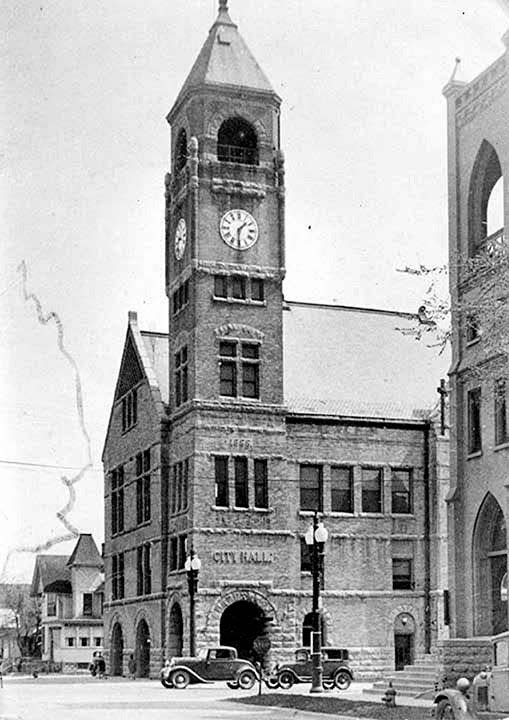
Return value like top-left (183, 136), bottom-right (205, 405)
top-left (331, 466), bottom-right (353, 513)
top-left (219, 342), bottom-right (237, 397)
top-left (83, 593), bottom-right (93, 616)
top-left (495, 379), bottom-right (508, 446)
top-left (466, 313), bottom-right (480, 344)
top-left (112, 553), bottom-right (124, 600)
top-left (241, 344), bottom-right (259, 398)
top-left (169, 537), bottom-right (178, 571)
top-left (171, 458), bottom-right (189, 515)
top-left (361, 467), bottom-right (382, 513)
top-left (136, 450), bottom-right (151, 525)
top-left (231, 276), bottom-right (247, 300)
top-left (214, 456), bottom-right (229, 507)
top-left (137, 547), bottom-right (143, 596)
top-left (392, 559), bottom-right (413, 590)
top-left (214, 275), bottom-right (228, 298)
top-left (122, 388), bottom-right (138, 432)
top-left (111, 466), bottom-right (124, 535)
top-left (467, 388), bottom-right (482, 454)
top-left (234, 457), bottom-right (249, 508)
top-left (178, 535), bottom-right (187, 569)
top-left (299, 465), bottom-right (322, 512)
top-left (300, 538), bottom-right (312, 572)
top-left (251, 278), bottom-right (264, 302)
top-left (254, 459), bottom-right (268, 509)
top-left (175, 345), bottom-right (188, 407)
top-left (391, 469), bottom-right (412, 514)
top-left (143, 544), bottom-right (151, 595)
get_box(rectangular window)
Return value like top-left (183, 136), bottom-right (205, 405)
top-left (361, 467), bottom-right (382, 513)
top-left (47, 594), bottom-right (56, 617)
top-left (251, 278), bottom-right (264, 302)
top-left (391, 469), bottom-right (413, 514)
top-left (82, 593), bottom-right (93, 616)
top-left (299, 464), bottom-right (323, 512)
top-left (241, 344), bottom-right (259, 399)
top-left (143, 544), bottom-right (151, 595)
top-left (219, 342), bottom-right (237, 396)
top-left (300, 537), bottom-right (312, 573)
top-left (80, 637), bottom-right (89, 647)
top-left (121, 388), bottom-right (137, 432)
top-left (66, 637), bottom-right (75, 647)
top-left (111, 466), bottom-right (125, 535)
top-left (234, 456), bottom-right (249, 508)
top-left (214, 456), bottom-right (229, 507)
top-left (135, 450), bottom-right (151, 524)
top-left (495, 378), bottom-right (508, 446)
top-left (169, 537), bottom-right (178, 572)
top-left (175, 346), bottom-right (189, 407)
top-left (231, 275), bottom-right (247, 300)
top-left (112, 555), bottom-right (118, 600)
top-left (254, 459), bottom-right (268, 509)
top-left (331, 466), bottom-right (353, 513)
top-left (466, 313), bottom-right (480, 343)
top-left (172, 280), bottom-right (190, 314)
top-left (392, 558), bottom-right (413, 590)
top-left (171, 458), bottom-right (189, 515)
top-left (94, 637), bottom-right (102, 647)
top-left (118, 553), bottom-right (124, 599)
top-left (467, 388), bottom-right (482, 454)
top-left (214, 275), bottom-right (228, 298)
top-left (178, 535), bottom-right (187, 570)
top-left (137, 547), bottom-right (143, 595)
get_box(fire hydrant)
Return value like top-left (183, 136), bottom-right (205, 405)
top-left (381, 680), bottom-right (397, 707)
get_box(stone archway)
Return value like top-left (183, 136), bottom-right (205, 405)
top-left (135, 618), bottom-right (150, 678)
top-left (220, 600), bottom-right (267, 662)
top-left (473, 493), bottom-right (508, 635)
top-left (168, 602), bottom-right (183, 659)
top-left (110, 622), bottom-right (123, 676)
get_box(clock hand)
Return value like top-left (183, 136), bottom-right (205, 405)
top-left (236, 222), bottom-right (248, 242)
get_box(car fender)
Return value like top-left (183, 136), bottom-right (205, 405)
top-left (434, 689), bottom-right (476, 719)
top-left (170, 664), bottom-right (214, 684)
top-left (333, 666), bottom-right (353, 679)
top-left (234, 662), bottom-right (260, 680)
top-left (278, 667), bottom-right (301, 682)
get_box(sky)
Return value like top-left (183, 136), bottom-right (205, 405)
top-left (1, 0), bottom-right (507, 583)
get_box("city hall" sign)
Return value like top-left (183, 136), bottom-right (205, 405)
top-left (212, 550), bottom-right (276, 564)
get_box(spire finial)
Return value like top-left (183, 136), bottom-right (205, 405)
top-left (449, 57), bottom-right (461, 83)
top-left (219, 0), bottom-right (228, 10)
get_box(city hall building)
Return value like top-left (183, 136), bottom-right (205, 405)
top-left (102, 1), bottom-right (450, 678)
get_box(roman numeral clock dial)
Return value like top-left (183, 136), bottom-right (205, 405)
top-left (220, 209), bottom-right (258, 250)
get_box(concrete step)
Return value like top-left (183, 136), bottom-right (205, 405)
top-left (371, 679), bottom-right (435, 692)
top-left (363, 686), bottom-right (430, 698)
top-left (390, 671), bottom-right (439, 682)
top-left (363, 657), bottom-right (441, 699)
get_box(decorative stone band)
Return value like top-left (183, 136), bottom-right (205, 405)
top-left (210, 177), bottom-right (266, 199)
top-left (195, 259), bottom-right (283, 280)
top-left (213, 322), bottom-right (264, 340)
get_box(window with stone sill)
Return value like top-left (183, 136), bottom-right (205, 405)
top-left (467, 387), bottom-right (482, 454)
top-left (136, 449), bottom-right (151, 525)
top-left (66, 637), bottom-right (75, 647)
top-left (299, 464), bottom-right (323, 512)
top-left (111, 552), bottom-right (124, 601)
top-left (391, 469), bottom-right (413, 514)
top-left (392, 558), bottom-right (414, 590)
top-left (213, 275), bottom-right (265, 303)
top-left (361, 467), bottom-right (383, 513)
top-left (111, 466), bottom-right (125, 536)
top-left (175, 345), bottom-right (189, 407)
top-left (300, 537), bottom-right (312, 573)
top-left (218, 341), bottom-right (260, 399)
top-left (94, 637), bottom-right (102, 647)
top-left (169, 534), bottom-right (187, 572)
top-left (171, 458), bottom-right (189, 515)
top-left (137, 543), bottom-right (152, 596)
top-left (331, 466), bottom-right (353, 513)
top-left (172, 279), bottom-right (189, 316)
top-left (80, 637), bottom-right (89, 647)
top-left (466, 313), bottom-right (480, 344)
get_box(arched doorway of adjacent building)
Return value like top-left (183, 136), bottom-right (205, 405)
top-left (168, 603), bottom-right (183, 659)
top-left (394, 613), bottom-right (415, 671)
top-left (473, 494), bottom-right (508, 635)
top-left (110, 622), bottom-right (124, 676)
top-left (302, 612), bottom-right (327, 647)
top-left (135, 619), bottom-right (150, 678)
top-left (220, 601), bottom-right (267, 661)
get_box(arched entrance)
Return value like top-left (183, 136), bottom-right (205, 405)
top-left (473, 494), bottom-right (508, 635)
top-left (394, 613), bottom-right (415, 671)
top-left (220, 601), bottom-right (267, 661)
top-left (135, 619), bottom-right (150, 678)
top-left (110, 622), bottom-right (123, 676)
top-left (168, 603), bottom-right (183, 658)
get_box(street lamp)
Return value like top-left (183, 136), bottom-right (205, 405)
top-left (184, 551), bottom-right (201, 656)
top-left (304, 512), bottom-right (328, 694)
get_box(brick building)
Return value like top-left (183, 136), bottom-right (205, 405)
top-left (102, 1), bottom-right (450, 678)
top-left (440, 30), bottom-right (509, 675)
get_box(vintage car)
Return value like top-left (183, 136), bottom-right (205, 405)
top-left (273, 647), bottom-right (353, 690)
top-left (160, 646), bottom-right (259, 690)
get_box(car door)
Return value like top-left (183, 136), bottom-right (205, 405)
top-left (294, 649), bottom-right (310, 680)
top-left (205, 649), bottom-right (231, 680)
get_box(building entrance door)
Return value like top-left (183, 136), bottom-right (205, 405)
top-left (168, 603), bottom-right (183, 658)
top-left (110, 622), bottom-right (123, 676)
top-left (135, 619), bottom-right (150, 678)
top-left (220, 601), bottom-right (266, 661)
top-left (394, 612), bottom-right (415, 671)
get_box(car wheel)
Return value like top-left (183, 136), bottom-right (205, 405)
top-left (435, 699), bottom-right (455, 720)
top-left (322, 679), bottom-right (334, 690)
top-left (160, 677), bottom-right (173, 689)
top-left (226, 680), bottom-right (239, 689)
top-left (264, 675), bottom-right (280, 689)
top-left (170, 669), bottom-right (190, 689)
top-left (278, 670), bottom-right (294, 690)
top-left (237, 669), bottom-right (256, 690)
top-left (334, 671), bottom-right (351, 691)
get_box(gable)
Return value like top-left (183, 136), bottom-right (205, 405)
top-left (115, 334), bottom-right (143, 400)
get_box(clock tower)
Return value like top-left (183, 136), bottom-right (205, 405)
top-left (164, 0), bottom-right (288, 631)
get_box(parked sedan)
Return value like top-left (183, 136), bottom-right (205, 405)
top-left (273, 647), bottom-right (353, 690)
top-left (160, 646), bottom-right (259, 690)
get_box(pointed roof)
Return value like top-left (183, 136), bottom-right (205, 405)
top-left (169, 1), bottom-right (278, 120)
top-left (66, 534), bottom-right (102, 568)
top-left (30, 555), bottom-right (70, 596)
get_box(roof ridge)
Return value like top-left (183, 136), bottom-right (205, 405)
top-left (284, 299), bottom-right (416, 318)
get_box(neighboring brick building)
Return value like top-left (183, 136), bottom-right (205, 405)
top-left (440, 29), bottom-right (509, 677)
top-left (102, 1), bottom-right (450, 679)
top-left (30, 534), bottom-right (104, 670)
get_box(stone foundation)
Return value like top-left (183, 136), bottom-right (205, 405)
top-left (436, 638), bottom-right (492, 686)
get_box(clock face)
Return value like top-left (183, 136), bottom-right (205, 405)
top-left (174, 218), bottom-right (187, 260)
top-left (220, 209), bottom-right (258, 251)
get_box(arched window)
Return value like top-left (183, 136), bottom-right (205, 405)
top-left (468, 141), bottom-right (504, 256)
top-left (217, 117), bottom-right (258, 165)
top-left (175, 129), bottom-right (187, 172)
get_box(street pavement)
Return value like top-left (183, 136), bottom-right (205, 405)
top-left (0, 675), bottom-right (433, 720)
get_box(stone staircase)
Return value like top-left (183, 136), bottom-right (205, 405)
top-left (363, 654), bottom-right (441, 699)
